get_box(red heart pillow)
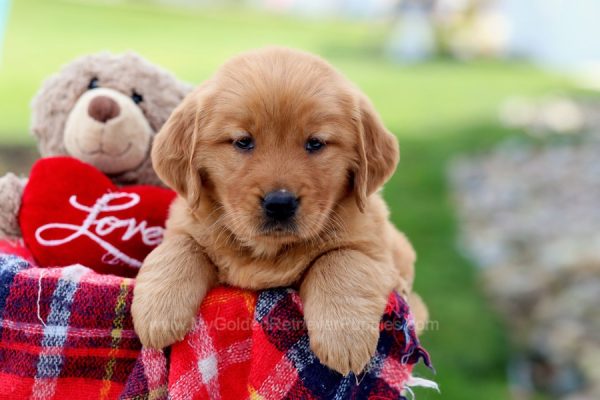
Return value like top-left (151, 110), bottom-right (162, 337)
top-left (19, 157), bottom-right (176, 277)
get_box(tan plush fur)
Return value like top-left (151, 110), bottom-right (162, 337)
top-left (0, 174), bottom-right (28, 238)
top-left (132, 47), bottom-right (427, 375)
top-left (0, 52), bottom-right (192, 240)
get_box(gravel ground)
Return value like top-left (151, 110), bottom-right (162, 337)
top-left (450, 106), bottom-right (600, 400)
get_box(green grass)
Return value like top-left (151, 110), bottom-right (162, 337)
top-left (0, 1), bottom-right (572, 398)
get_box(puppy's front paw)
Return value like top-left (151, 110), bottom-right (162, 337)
top-left (308, 313), bottom-right (380, 376)
top-left (131, 288), bottom-right (196, 349)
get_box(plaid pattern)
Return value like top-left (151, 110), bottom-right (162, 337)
top-left (0, 254), bottom-right (149, 400)
top-left (169, 287), bottom-right (432, 400)
top-left (0, 244), bottom-right (432, 400)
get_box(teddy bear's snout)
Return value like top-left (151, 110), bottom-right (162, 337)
top-left (63, 86), bottom-right (154, 175)
top-left (88, 95), bottom-right (120, 123)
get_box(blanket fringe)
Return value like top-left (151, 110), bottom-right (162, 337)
top-left (405, 375), bottom-right (440, 393)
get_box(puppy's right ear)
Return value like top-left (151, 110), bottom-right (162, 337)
top-left (352, 94), bottom-right (399, 212)
top-left (152, 85), bottom-right (210, 207)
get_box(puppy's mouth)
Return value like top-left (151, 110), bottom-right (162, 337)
top-left (259, 220), bottom-right (298, 238)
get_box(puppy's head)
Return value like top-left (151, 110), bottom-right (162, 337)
top-left (153, 47), bottom-right (398, 246)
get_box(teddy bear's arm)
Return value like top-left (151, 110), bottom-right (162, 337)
top-left (0, 173), bottom-right (27, 239)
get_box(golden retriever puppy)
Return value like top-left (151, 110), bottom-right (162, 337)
top-left (132, 47), bottom-right (424, 376)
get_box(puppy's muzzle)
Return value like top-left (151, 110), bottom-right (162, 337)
top-left (262, 190), bottom-right (299, 223)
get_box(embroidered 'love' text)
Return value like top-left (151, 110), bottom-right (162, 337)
top-left (35, 192), bottom-right (164, 268)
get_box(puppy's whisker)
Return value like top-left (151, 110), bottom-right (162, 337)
top-left (203, 206), bottom-right (229, 233)
top-left (214, 213), bottom-right (242, 246)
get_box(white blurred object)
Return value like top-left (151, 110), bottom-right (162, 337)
top-left (499, 96), bottom-right (586, 136)
top-left (500, 0), bottom-right (600, 72)
top-left (385, 3), bottom-right (435, 63)
top-left (251, 0), bottom-right (397, 19)
top-left (448, 8), bottom-right (510, 60)
top-left (436, 0), bottom-right (471, 14)
top-left (288, 0), bottom-right (340, 17)
top-left (540, 98), bottom-right (585, 134)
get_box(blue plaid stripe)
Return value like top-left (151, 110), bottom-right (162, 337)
top-left (34, 265), bottom-right (87, 379)
top-left (254, 288), bottom-right (290, 321)
top-left (0, 255), bottom-right (29, 338)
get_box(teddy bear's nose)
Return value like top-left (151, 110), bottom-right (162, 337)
top-left (88, 95), bottom-right (121, 123)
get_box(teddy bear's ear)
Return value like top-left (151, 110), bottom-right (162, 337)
top-left (151, 83), bottom-right (212, 207)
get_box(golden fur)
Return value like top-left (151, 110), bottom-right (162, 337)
top-left (132, 47), bottom-right (426, 376)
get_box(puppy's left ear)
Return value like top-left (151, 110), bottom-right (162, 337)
top-left (353, 95), bottom-right (399, 212)
top-left (152, 84), bottom-right (212, 208)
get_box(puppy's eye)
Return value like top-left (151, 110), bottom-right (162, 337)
top-left (131, 90), bottom-right (143, 104)
top-left (87, 77), bottom-right (99, 90)
top-left (233, 136), bottom-right (255, 151)
top-left (305, 137), bottom-right (325, 153)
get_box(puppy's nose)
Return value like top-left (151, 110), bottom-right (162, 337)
top-left (262, 190), bottom-right (299, 221)
top-left (88, 95), bottom-right (120, 123)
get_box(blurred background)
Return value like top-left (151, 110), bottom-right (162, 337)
top-left (1, 0), bottom-right (599, 399)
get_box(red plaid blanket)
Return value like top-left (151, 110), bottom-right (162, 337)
top-left (0, 242), bottom-right (433, 400)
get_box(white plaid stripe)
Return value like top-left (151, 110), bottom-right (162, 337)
top-left (170, 318), bottom-right (220, 400)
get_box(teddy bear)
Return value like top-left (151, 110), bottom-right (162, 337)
top-left (0, 52), bottom-right (192, 275)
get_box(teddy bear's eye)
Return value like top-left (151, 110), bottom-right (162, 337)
top-left (87, 77), bottom-right (99, 90)
top-left (131, 90), bottom-right (143, 105)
